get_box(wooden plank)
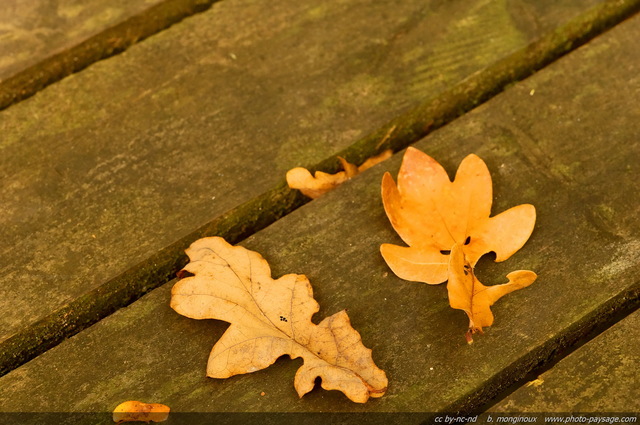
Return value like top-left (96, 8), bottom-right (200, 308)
top-left (490, 311), bottom-right (639, 413)
top-left (0, 0), bottom-right (220, 110)
top-left (0, 0), bottom-right (637, 376)
top-left (1, 10), bottom-right (638, 417)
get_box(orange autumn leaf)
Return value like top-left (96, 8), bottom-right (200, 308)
top-left (287, 150), bottom-right (392, 199)
top-left (112, 401), bottom-right (170, 423)
top-left (447, 244), bottom-right (536, 342)
top-left (381, 147), bottom-right (536, 284)
top-left (170, 237), bottom-right (388, 403)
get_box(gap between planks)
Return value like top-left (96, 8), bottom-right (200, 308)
top-left (457, 288), bottom-right (639, 415)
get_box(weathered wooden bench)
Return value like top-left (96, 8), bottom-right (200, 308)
top-left (1, 0), bottom-right (638, 422)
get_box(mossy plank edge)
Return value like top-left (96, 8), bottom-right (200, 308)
top-left (462, 291), bottom-right (640, 415)
top-left (0, 0), bottom-right (220, 111)
top-left (0, 182), bottom-right (304, 376)
top-left (490, 310), bottom-right (640, 412)
top-left (327, 0), bottom-right (640, 169)
top-left (1, 12), bottom-right (639, 415)
top-left (0, 0), bottom-right (634, 377)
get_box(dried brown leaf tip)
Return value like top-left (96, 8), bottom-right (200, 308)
top-left (287, 150), bottom-right (392, 199)
top-left (171, 237), bottom-right (388, 403)
top-left (112, 401), bottom-right (170, 423)
top-left (381, 147), bottom-right (537, 341)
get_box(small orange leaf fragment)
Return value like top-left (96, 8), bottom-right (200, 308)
top-left (447, 244), bottom-right (536, 341)
top-left (286, 167), bottom-right (349, 199)
top-left (526, 377), bottom-right (544, 387)
top-left (357, 149), bottom-right (393, 173)
top-left (287, 150), bottom-right (392, 199)
top-left (381, 147), bottom-right (536, 284)
top-left (112, 401), bottom-right (170, 423)
top-left (338, 156), bottom-right (359, 178)
top-left (171, 237), bottom-right (387, 403)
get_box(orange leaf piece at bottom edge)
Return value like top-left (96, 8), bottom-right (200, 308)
top-left (447, 244), bottom-right (537, 343)
top-left (170, 237), bottom-right (388, 403)
top-left (286, 150), bottom-right (393, 199)
top-left (112, 401), bottom-right (170, 423)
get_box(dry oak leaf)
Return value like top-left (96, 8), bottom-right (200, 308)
top-left (112, 401), bottom-right (170, 423)
top-left (170, 237), bottom-right (388, 403)
top-left (287, 150), bottom-right (393, 199)
top-left (381, 147), bottom-right (536, 284)
top-left (448, 244), bottom-right (537, 343)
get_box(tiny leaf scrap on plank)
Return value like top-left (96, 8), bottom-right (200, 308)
top-left (381, 147), bottom-right (537, 342)
top-left (171, 237), bottom-right (388, 403)
top-left (287, 150), bottom-right (393, 198)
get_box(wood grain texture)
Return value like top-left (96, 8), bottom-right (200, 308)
top-left (0, 0), bottom-right (219, 110)
top-left (1, 12), bottom-right (638, 416)
top-left (0, 0), bottom-right (163, 79)
top-left (0, 0), bottom-right (635, 376)
top-left (491, 311), bottom-right (639, 412)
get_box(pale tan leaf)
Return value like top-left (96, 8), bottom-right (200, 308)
top-left (171, 237), bottom-right (387, 403)
top-left (447, 244), bottom-right (536, 342)
top-left (112, 401), bottom-right (170, 423)
top-left (381, 147), bottom-right (536, 284)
